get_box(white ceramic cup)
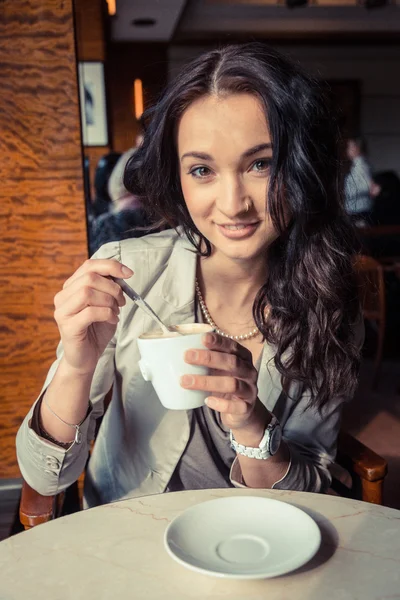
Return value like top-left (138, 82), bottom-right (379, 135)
top-left (137, 323), bottom-right (215, 410)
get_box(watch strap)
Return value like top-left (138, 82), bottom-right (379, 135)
top-left (230, 415), bottom-right (281, 460)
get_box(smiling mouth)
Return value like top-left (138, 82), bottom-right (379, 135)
top-left (218, 223), bottom-right (258, 230)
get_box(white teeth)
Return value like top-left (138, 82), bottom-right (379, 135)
top-left (223, 225), bottom-right (247, 230)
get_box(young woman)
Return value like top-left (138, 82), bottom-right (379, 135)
top-left (16, 43), bottom-right (362, 507)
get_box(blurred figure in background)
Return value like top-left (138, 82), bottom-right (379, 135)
top-left (89, 147), bottom-right (154, 255)
top-left (344, 136), bottom-right (380, 226)
top-left (91, 152), bottom-right (122, 219)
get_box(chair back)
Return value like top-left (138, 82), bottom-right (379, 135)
top-left (354, 255), bottom-right (385, 322)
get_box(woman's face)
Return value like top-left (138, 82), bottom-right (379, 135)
top-left (346, 139), bottom-right (360, 161)
top-left (178, 93), bottom-right (279, 263)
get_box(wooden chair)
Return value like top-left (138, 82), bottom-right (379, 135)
top-left (19, 429), bottom-right (388, 529)
top-left (354, 254), bottom-right (386, 389)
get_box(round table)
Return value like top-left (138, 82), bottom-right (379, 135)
top-left (1, 488), bottom-right (400, 599)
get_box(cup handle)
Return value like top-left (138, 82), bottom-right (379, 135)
top-left (138, 359), bottom-right (152, 382)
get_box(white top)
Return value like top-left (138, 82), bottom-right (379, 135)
top-left (1, 488), bottom-right (399, 599)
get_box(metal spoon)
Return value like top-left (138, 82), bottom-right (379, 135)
top-left (111, 277), bottom-right (176, 336)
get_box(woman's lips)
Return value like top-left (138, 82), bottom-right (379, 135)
top-left (215, 222), bottom-right (259, 239)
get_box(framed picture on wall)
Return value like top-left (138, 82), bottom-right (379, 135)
top-left (78, 62), bottom-right (108, 146)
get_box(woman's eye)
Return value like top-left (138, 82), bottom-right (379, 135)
top-left (251, 159), bottom-right (271, 173)
top-left (189, 166), bottom-right (212, 179)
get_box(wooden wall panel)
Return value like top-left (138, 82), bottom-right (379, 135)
top-left (74, 0), bottom-right (106, 62)
top-left (0, 0), bottom-right (88, 478)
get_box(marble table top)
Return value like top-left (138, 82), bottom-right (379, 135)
top-left (1, 488), bottom-right (400, 599)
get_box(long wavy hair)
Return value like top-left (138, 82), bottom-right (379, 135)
top-left (124, 43), bottom-right (361, 410)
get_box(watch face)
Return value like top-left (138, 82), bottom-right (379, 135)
top-left (270, 425), bottom-right (282, 455)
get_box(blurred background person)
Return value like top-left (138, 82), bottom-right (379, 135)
top-left (89, 147), bottom-right (155, 255)
top-left (91, 151), bottom-right (122, 219)
top-left (344, 136), bottom-right (380, 226)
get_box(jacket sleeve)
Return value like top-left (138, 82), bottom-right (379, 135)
top-left (16, 242), bottom-right (121, 496)
top-left (229, 392), bottom-right (345, 493)
top-left (271, 393), bottom-right (344, 492)
top-left (231, 313), bottom-right (365, 493)
top-left (274, 313), bottom-right (365, 492)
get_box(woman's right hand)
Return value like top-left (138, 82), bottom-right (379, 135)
top-left (54, 259), bottom-right (133, 375)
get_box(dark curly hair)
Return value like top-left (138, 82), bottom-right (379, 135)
top-left (124, 43), bottom-right (361, 410)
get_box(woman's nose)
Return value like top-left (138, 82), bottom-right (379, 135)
top-left (216, 175), bottom-right (247, 217)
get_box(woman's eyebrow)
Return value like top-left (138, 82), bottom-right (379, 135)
top-left (180, 143), bottom-right (273, 163)
top-left (242, 143), bottom-right (273, 158)
top-left (180, 151), bottom-right (213, 162)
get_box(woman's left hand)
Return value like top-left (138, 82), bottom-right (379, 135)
top-left (181, 332), bottom-right (267, 433)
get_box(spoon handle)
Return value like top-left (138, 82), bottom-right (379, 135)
top-left (111, 277), bottom-right (172, 335)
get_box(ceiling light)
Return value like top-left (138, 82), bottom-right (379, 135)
top-left (131, 18), bottom-right (157, 27)
top-left (134, 79), bottom-right (144, 120)
top-left (106, 0), bottom-right (116, 16)
top-left (286, 0), bottom-right (308, 7)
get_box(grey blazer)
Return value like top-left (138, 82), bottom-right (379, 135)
top-left (16, 229), bottom-right (363, 507)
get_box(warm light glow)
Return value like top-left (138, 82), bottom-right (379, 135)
top-left (134, 79), bottom-right (144, 120)
top-left (106, 0), bottom-right (116, 16)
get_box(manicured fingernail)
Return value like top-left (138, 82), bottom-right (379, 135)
top-left (121, 265), bottom-right (133, 276)
top-left (181, 375), bottom-right (194, 387)
top-left (185, 350), bottom-right (198, 361)
top-left (204, 333), bottom-right (216, 344)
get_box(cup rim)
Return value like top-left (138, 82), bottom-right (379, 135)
top-left (138, 323), bottom-right (214, 340)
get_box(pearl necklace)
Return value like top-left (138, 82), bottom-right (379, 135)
top-left (195, 278), bottom-right (260, 341)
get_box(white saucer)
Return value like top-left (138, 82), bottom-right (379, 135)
top-left (164, 495), bottom-right (321, 579)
